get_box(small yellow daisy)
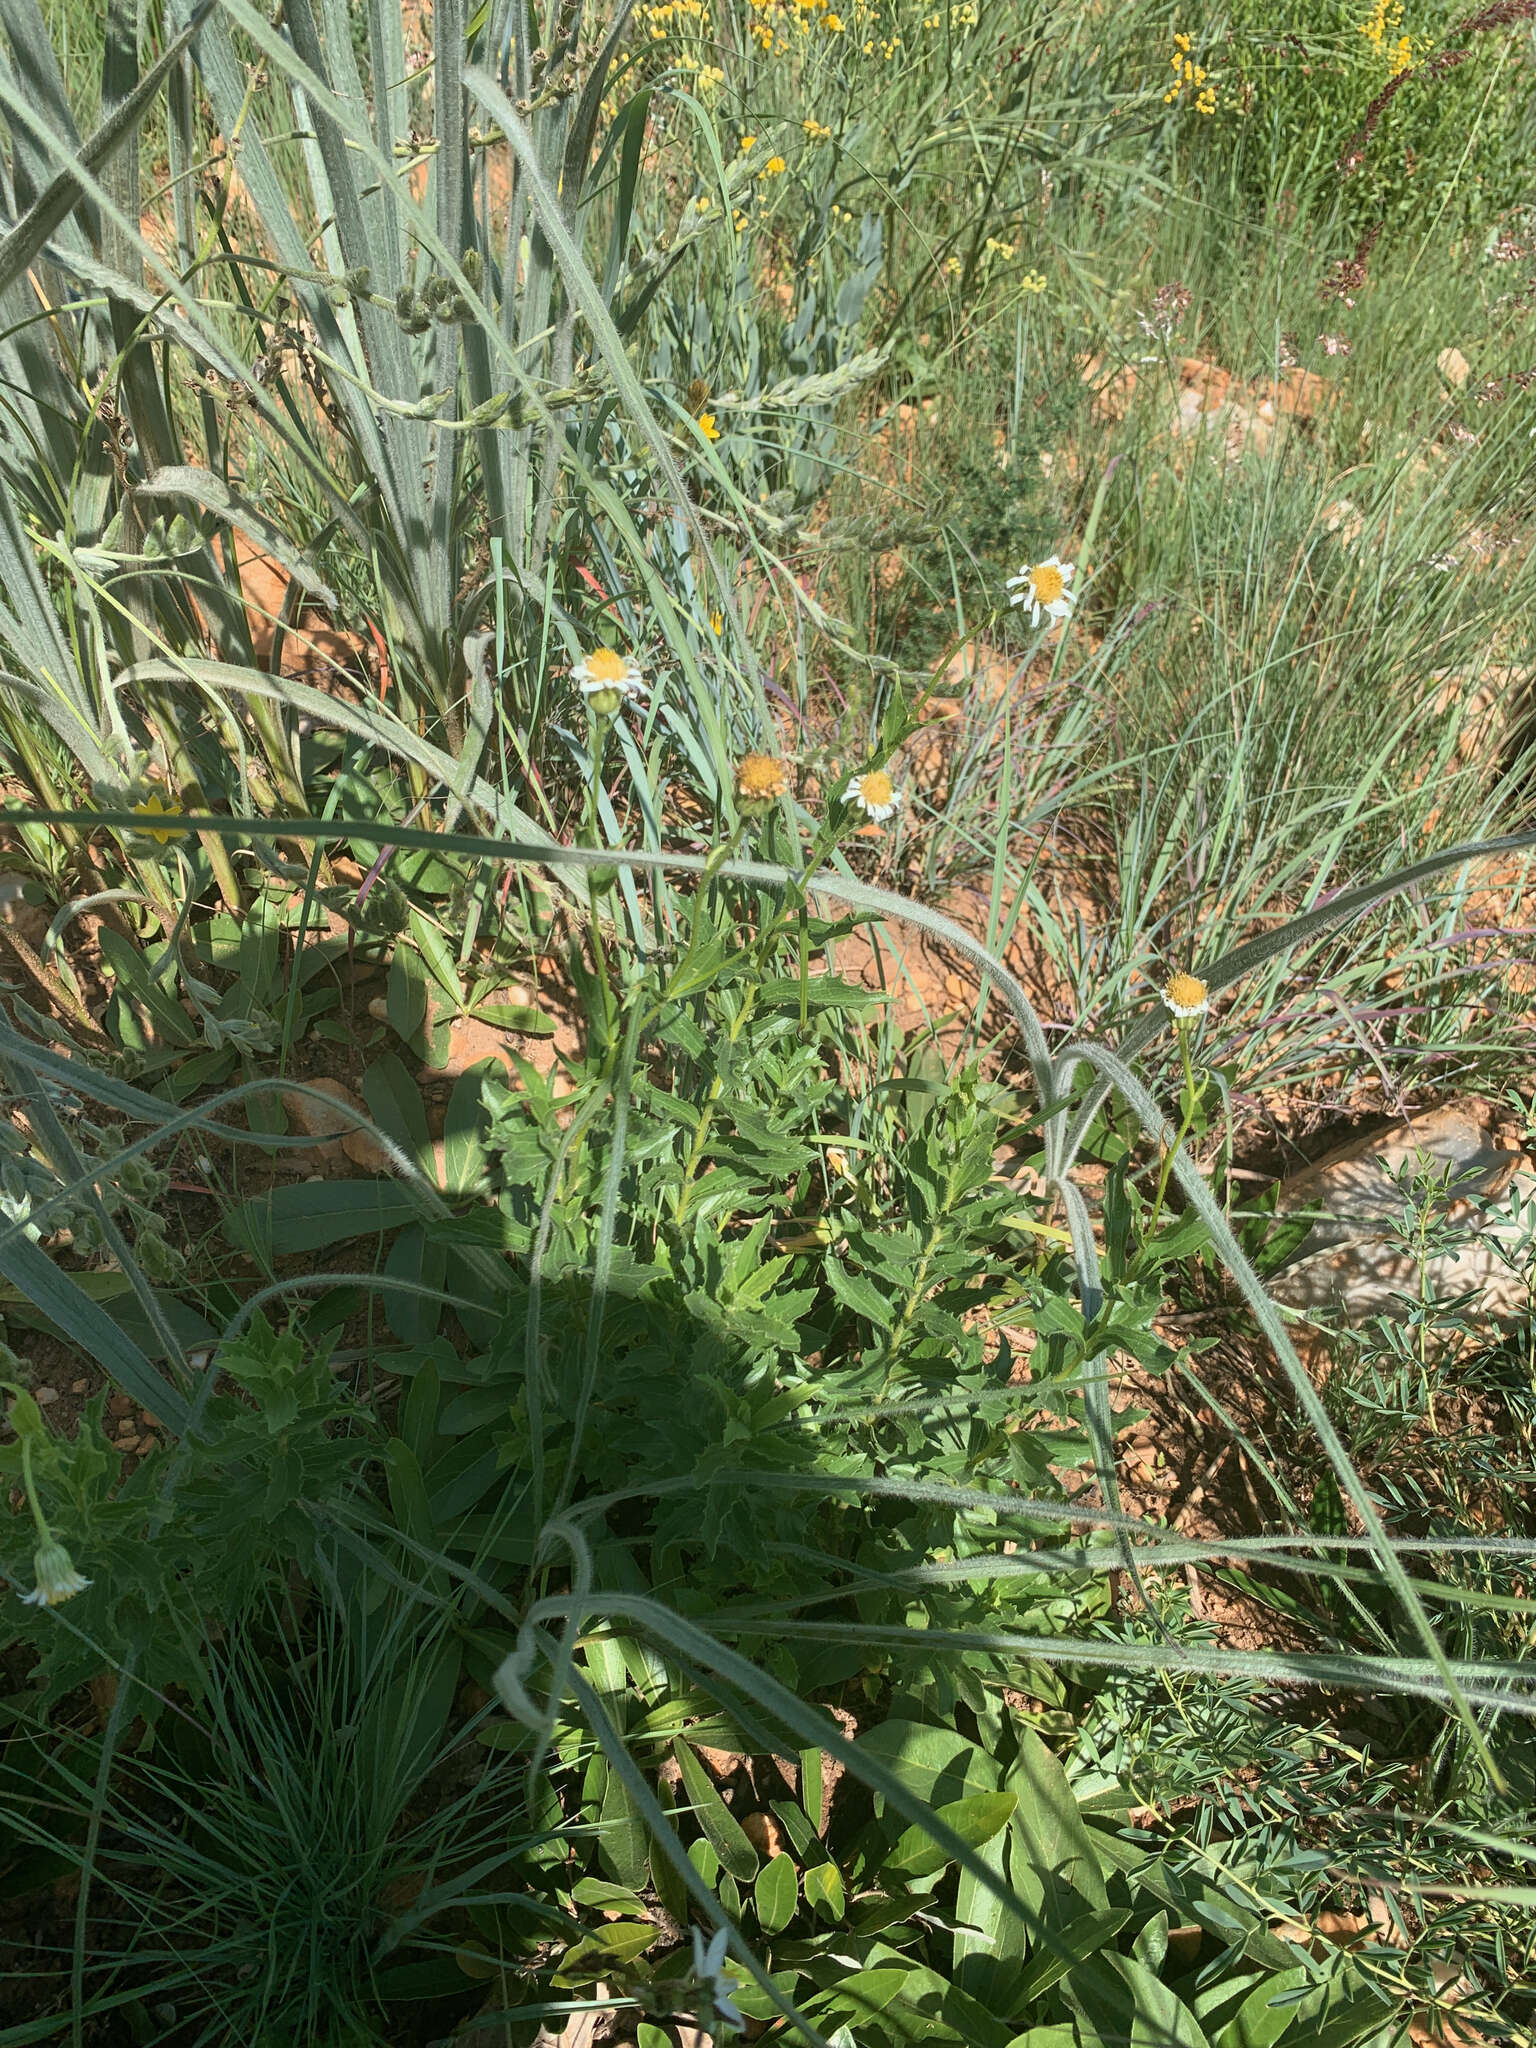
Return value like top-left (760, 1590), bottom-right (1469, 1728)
top-left (847, 769), bottom-right (902, 823)
top-left (572, 646), bottom-right (647, 715)
top-left (1006, 556), bottom-right (1077, 627)
top-left (1162, 972), bottom-right (1209, 1020)
top-left (735, 752), bottom-right (790, 808)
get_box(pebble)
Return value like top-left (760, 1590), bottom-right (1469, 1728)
top-left (107, 1392), bottom-right (135, 1419)
top-left (34, 1386), bottom-right (60, 1406)
top-left (281, 1076), bottom-right (363, 1139)
top-left (71, 1378), bottom-right (89, 1394)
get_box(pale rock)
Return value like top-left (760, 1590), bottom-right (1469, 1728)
top-left (281, 1076), bottom-right (362, 1138)
top-left (1268, 1102), bottom-right (1533, 1325)
top-left (341, 1125), bottom-right (398, 1174)
top-left (1437, 345), bottom-right (1471, 388)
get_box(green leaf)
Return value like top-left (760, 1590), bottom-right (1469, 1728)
top-left (408, 908), bottom-right (466, 1012)
top-left (362, 1050), bottom-right (434, 1171)
top-left (803, 1858), bottom-right (846, 1924)
top-left (387, 943), bottom-right (430, 1047)
top-left (754, 1852), bottom-right (798, 1935)
top-left (224, 1180), bottom-right (425, 1259)
top-left (1215, 1968), bottom-right (1310, 2048)
top-left (853, 1721), bottom-right (997, 1810)
top-left (887, 1792), bottom-right (1017, 1879)
top-left (822, 1252), bottom-right (895, 1329)
top-left (1010, 1909), bottom-right (1132, 2006)
top-left (0, 1229), bottom-right (189, 1432)
top-left (471, 1001), bottom-right (556, 1033)
top-left (674, 1740), bottom-right (758, 1882)
top-left (571, 1878), bottom-right (648, 1914)
top-left (1066, 1954), bottom-right (1211, 2048)
top-left (598, 1756), bottom-right (650, 1891)
top-left (1008, 1729), bottom-right (1108, 1911)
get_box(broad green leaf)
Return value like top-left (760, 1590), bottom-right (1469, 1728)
top-left (1009, 1729), bottom-right (1108, 1910)
top-left (754, 1851), bottom-right (798, 1935)
top-left (804, 1858), bottom-right (846, 1924)
top-left (570, 1878), bottom-right (647, 1915)
top-left (1215, 1968), bottom-right (1310, 2048)
top-left (853, 1721), bottom-right (997, 1811)
top-left (362, 1051), bottom-right (434, 1171)
top-left (387, 944), bottom-right (430, 1048)
top-left (1011, 1909), bottom-right (1132, 2006)
top-left (887, 1792), bottom-right (1017, 1879)
top-left (442, 1067), bottom-right (490, 1195)
top-left (1066, 1953), bottom-right (1211, 2048)
top-left (823, 1252), bottom-right (895, 1329)
top-left (224, 1180), bottom-right (424, 1259)
top-left (674, 1742), bottom-right (757, 1881)
top-left (0, 1229), bottom-right (189, 1432)
top-left (598, 1757), bottom-right (650, 1891)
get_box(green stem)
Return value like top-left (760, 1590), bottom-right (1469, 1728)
top-left (1145, 1026), bottom-right (1199, 1243)
top-left (585, 716), bottom-right (617, 1040)
top-left (19, 1436), bottom-right (52, 1544)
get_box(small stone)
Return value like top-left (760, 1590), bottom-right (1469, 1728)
top-left (34, 1386), bottom-right (60, 1406)
top-left (117, 1417), bottom-right (137, 1438)
top-left (740, 1810), bottom-right (784, 1859)
top-left (282, 1076), bottom-right (362, 1139)
top-left (1437, 345), bottom-right (1471, 388)
top-left (141, 1412), bottom-right (161, 1430)
top-left (341, 1127), bottom-right (396, 1174)
top-left (107, 1392), bottom-right (135, 1419)
top-left (71, 1378), bottom-right (89, 1394)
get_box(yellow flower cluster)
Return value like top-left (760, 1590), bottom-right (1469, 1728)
top-left (637, 0), bottom-right (713, 37)
top-left (748, 0), bottom-right (844, 53)
top-left (863, 33), bottom-right (901, 56)
top-left (803, 117), bottom-right (833, 140)
top-left (1358, 0), bottom-right (1402, 50)
top-left (1164, 30), bottom-right (1216, 114)
top-left (1359, 3), bottom-right (1418, 74)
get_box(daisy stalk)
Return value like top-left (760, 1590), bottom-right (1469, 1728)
top-left (1146, 975), bottom-right (1208, 1240)
top-left (3, 1387), bottom-right (91, 1611)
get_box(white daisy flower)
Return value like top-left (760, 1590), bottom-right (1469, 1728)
top-left (1006, 555), bottom-right (1077, 627)
top-left (847, 768), bottom-right (903, 823)
top-left (572, 646), bottom-right (647, 715)
top-left (691, 1925), bottom-right (745, 2031)
top-left (21, 1537), bottom-right (91, 1608)
top-left (1161, 972), bottom-right (1209, 1021)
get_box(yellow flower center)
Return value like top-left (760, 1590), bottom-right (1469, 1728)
top-left (585, 647), bottom-right (627, 683)
top-left (736, 752), bottom-right (788, 800)
top-left (1031, 563), bottom-right (1065, 605)
top-left (1165, 972), bottom-right (1207, 1010)
top-left (858, 771), bottom-right (893, 807)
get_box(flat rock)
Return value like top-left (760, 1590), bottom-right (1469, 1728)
top-left (282, 1077), bottom-right (362, 1139)
top-left (1269, 1102), bottom-right (1531, 1323)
